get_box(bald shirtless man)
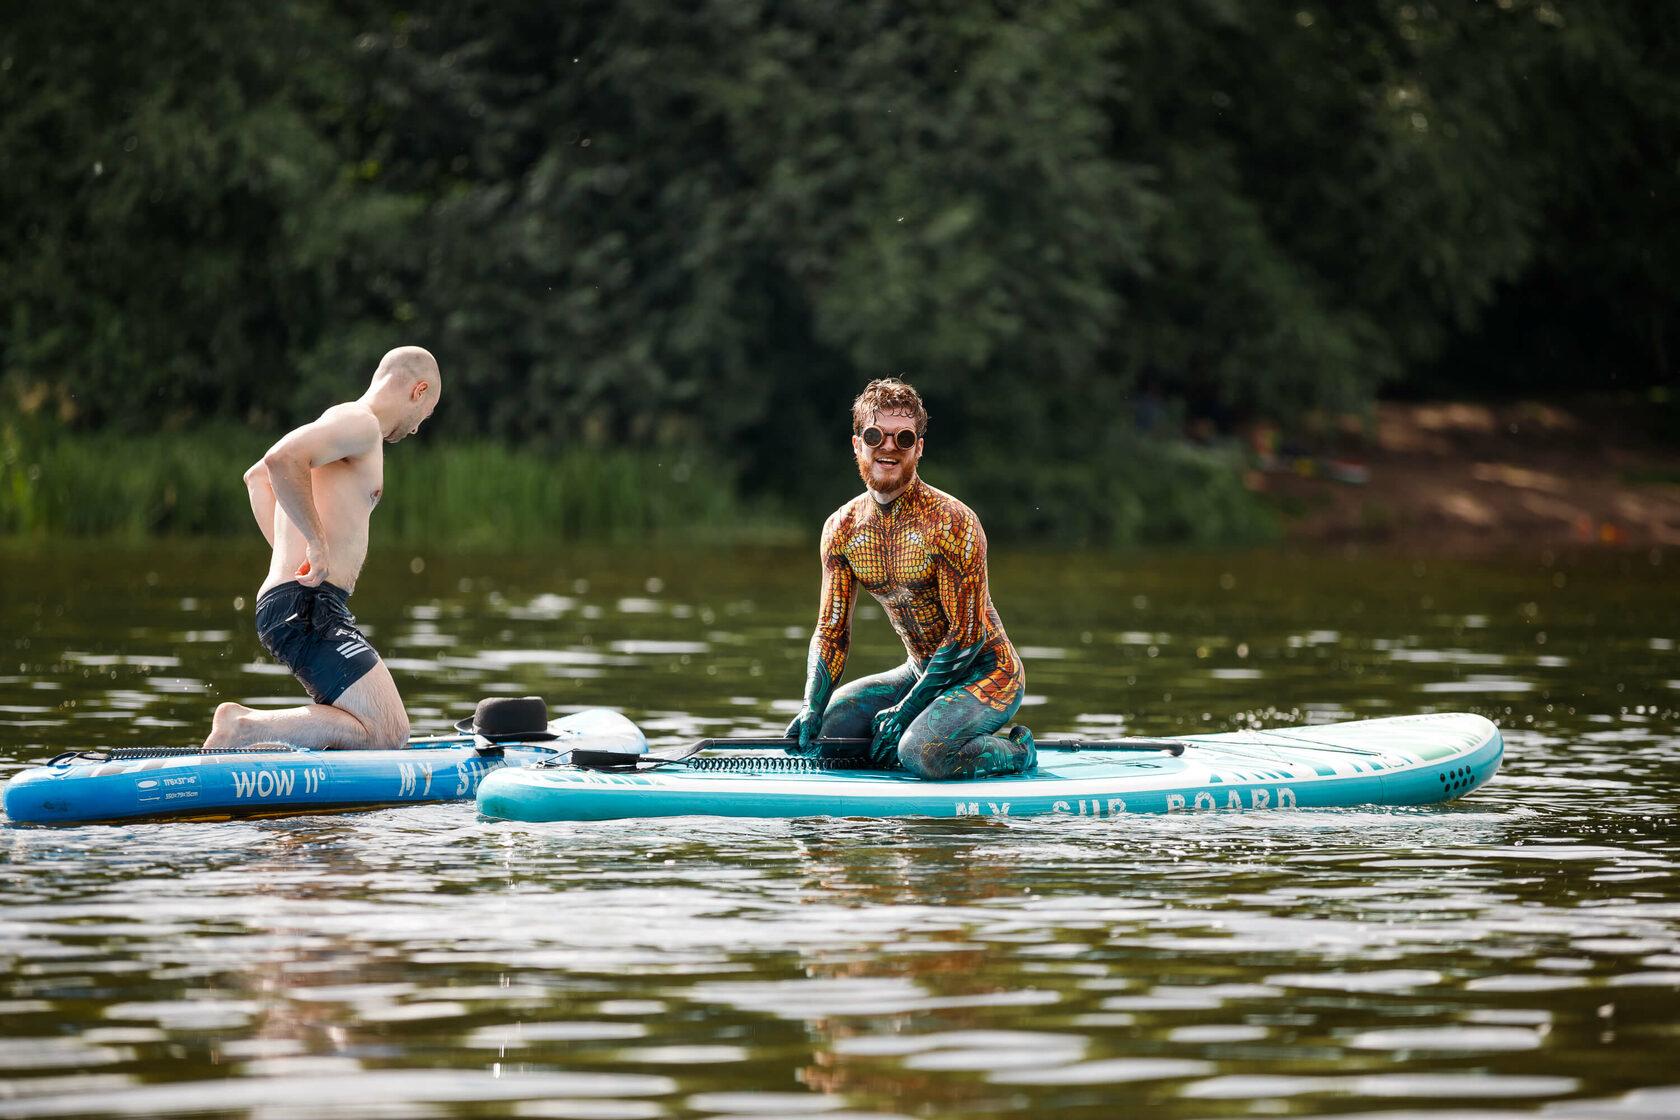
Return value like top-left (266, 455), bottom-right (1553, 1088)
top-left (204, 346), bottom-right (442, 751)
top-left (784, 377), bottom-right (1036, 780)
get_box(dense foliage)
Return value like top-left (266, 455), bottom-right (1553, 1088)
top-left (2, 1), bottom-right (1673, 539)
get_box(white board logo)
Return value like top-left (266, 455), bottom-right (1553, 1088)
top-left (953, 786), bottom-right (1299, 818)
top-left (232, 769), bottom-right (294, 799)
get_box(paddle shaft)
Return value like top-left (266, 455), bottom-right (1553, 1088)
top-left (688, 736), bottom-right (1186, 756)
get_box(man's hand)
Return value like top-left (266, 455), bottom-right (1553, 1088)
top-left (297, 543), bottom-right (330, 588)
top-left (869, 703), bottom-right (911, 766)
top-left (785, 705), bottom-right (824, 753)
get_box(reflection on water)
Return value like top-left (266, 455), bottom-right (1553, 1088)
top-left (2, 540), bottom-right (1677, 1119)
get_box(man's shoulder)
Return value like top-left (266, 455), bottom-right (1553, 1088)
top-left (914, 480), bottom-right (982, 527)
top-left (271, 401), bottom-right (383, 467)
top-left (912, 482), bottom-right (987, 562)
top-left (823, 493), bottom-right (872, 538)
top-left (316, 400), bottom-right (380, 425)
top-left (308, 402), bottom-right (383, 445)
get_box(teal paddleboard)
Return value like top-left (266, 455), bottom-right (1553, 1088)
top-left (475, 713), bottom-right (1502, 822)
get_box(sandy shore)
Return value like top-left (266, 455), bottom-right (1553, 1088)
top-left (1250, 400), bottom-right (1680, 553)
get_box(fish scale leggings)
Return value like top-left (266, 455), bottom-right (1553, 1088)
top-left (814, 656), bottom-right (1032, 780)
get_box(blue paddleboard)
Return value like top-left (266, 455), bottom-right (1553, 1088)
top-left (3, 709), bottom-right (645, 826)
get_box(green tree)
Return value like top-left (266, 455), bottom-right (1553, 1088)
top-left (4, 0), bottom-right (1674, 541)
top-left (0, 0), bottom-right (424, 429)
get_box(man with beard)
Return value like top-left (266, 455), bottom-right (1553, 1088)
top-left (784, 378), bottom-right (1035, 779)
top-left (205, 346), bottom-right (441, 751)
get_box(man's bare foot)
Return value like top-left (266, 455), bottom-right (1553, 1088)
top-left (204, 701), bottom-right (253, 749)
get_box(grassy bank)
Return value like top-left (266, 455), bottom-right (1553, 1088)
top-left (0, 423), bottom-right (785, 543)
top-left (947, 439), bottom-right (1278, 548)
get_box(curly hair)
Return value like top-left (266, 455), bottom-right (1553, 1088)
top-left (850, 378), bottom-right (928, 435)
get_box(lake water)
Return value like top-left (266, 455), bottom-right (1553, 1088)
top-left (2, 540), bottom-right (1677, 1120)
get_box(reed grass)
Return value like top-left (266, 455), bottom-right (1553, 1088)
top-left (0, 423), bottom-right (783, 543)
top-left (379, 443), bottom-right (774, 545)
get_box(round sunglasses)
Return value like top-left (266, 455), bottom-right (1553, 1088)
top-left (859, 425), bottom-right (920, 450)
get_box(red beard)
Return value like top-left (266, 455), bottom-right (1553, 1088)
top-left (856, 446), bottom-right (917, 496)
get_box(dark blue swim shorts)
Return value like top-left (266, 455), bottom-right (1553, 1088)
top-left (255, 581), bottom-right (382, 706)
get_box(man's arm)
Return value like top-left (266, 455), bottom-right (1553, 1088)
top-left (787, 514), bottom-right (859, 752)
top-left (262, 404), bottom-right (383, 587)
top-left (243, 459), bottom-right (278, 548)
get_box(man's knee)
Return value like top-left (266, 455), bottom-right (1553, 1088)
top-left (372, 707), bottom-right (410, 746)
top-left (335, 669), bottom-right (409, 747)
top-left (898, 734), bottom-right (961, 780)
top-left (326, 704), bottom-right (406, 749)
top-left (818, 707), bottom-right (872, 741)
top-left (361, 696), bottom-right (409, 747)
